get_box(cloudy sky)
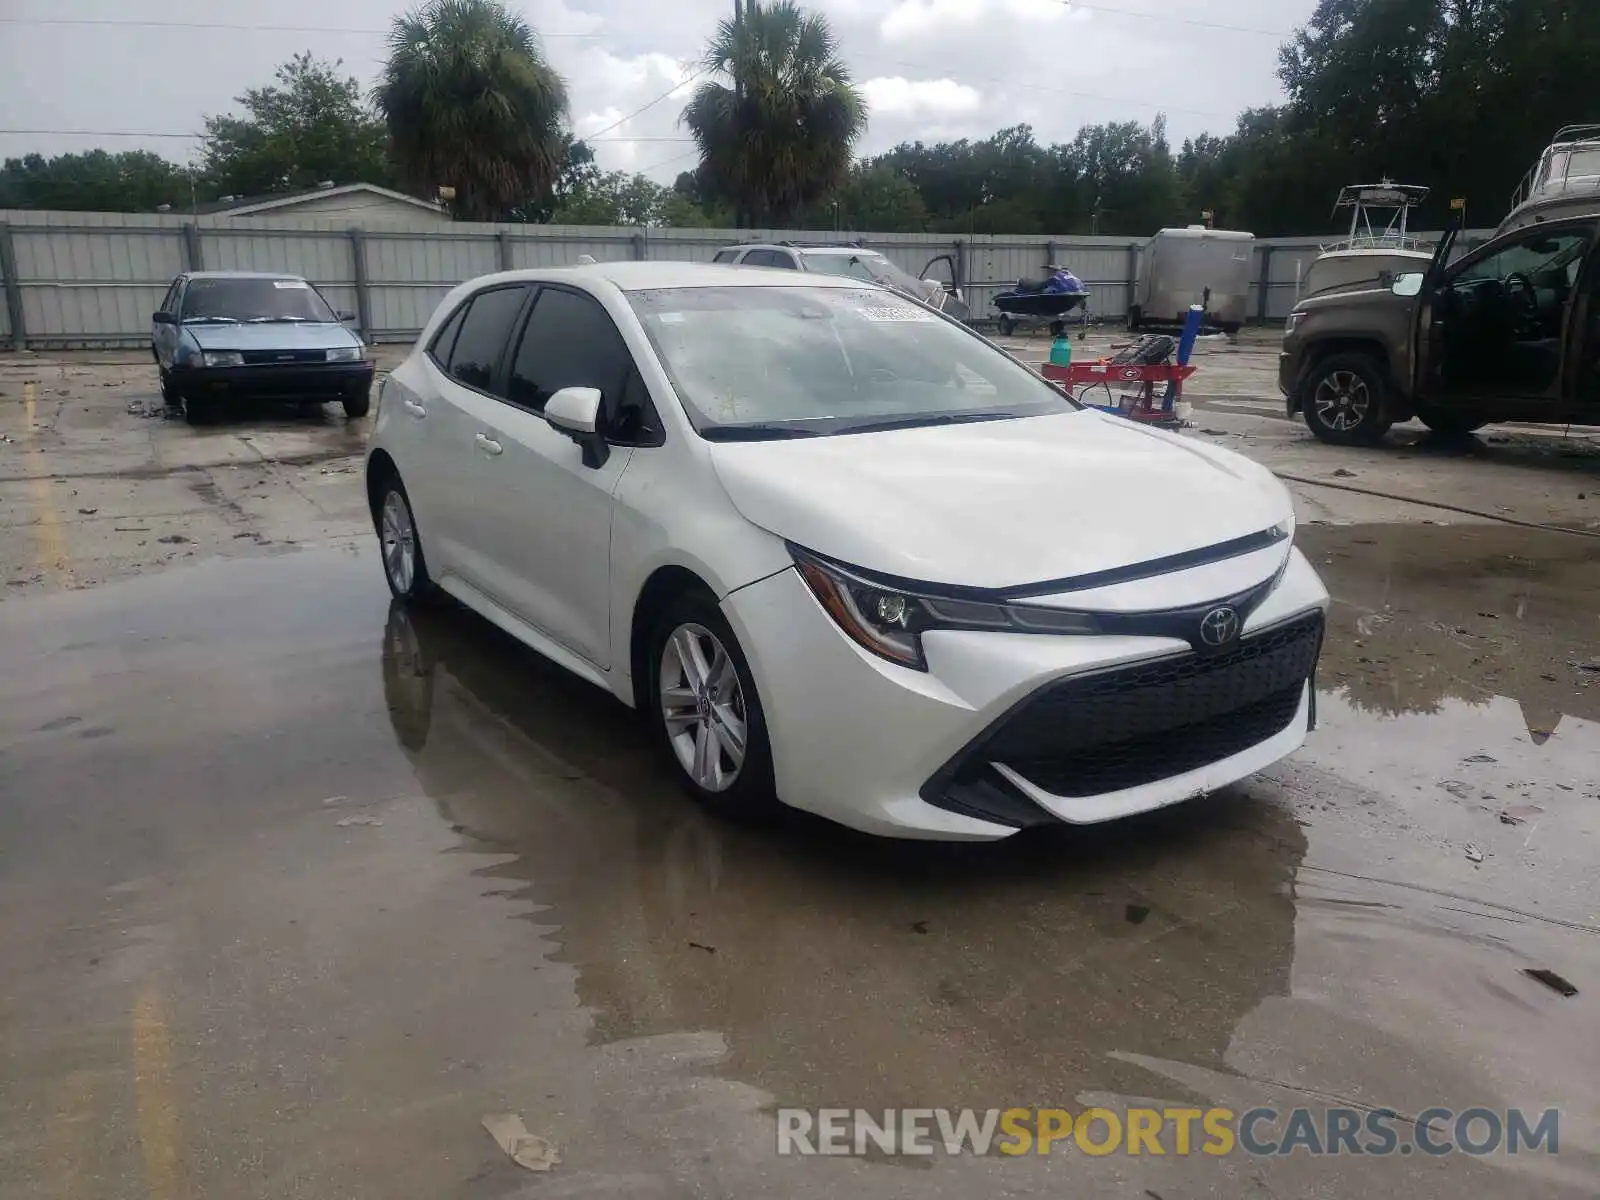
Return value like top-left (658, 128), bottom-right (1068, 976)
top-left (1, 0), bottom-right (1319, 182)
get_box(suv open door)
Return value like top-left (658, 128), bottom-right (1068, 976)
top-left (1415, 216), bottom-right (1597, 429)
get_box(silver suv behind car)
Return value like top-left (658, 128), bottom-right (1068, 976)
top-left (712, 242), bottom-right (970, 322)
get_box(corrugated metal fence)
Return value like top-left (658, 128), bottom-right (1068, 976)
top-left (0, 209), bottom-right (1495, 350)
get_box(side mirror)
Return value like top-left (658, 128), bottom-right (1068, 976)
top-left (152, 310), bottom-right (176, 325)
top-left (337, 310), bottom-right (357, 323)
top-left (545, 386), bottom-right (609, 468)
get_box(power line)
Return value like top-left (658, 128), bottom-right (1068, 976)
top-left (1058, 1), bottom-right (1290, 38)
top-left (581, 66), bottom-right (711, 144)
top-left (0, 16), bottom-right (601, 36)
top-left (635, 148), bottom-right (699, 175)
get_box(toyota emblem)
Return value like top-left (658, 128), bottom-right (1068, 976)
top-left (1199, 606), bottom-right (1241, 648)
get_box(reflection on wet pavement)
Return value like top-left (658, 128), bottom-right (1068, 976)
top-left (0, 529), bottom-right (1596, 1198)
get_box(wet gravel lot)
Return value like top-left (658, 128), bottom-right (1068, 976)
top-left (0, 349), bottom-right (1597, 1198)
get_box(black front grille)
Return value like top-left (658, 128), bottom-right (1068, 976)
top-left (927, 612), bottom-right (1323, 815)
top-left (240, 348), bottom-right (328, 365)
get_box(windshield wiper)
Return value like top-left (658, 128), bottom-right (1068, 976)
top-left (183, 315), bottom-right (240, 324)
top-left (837, 411), bottom-right (1019, 436)
top-left (698, 423), bottom-right (829, 441)
top-left (245, 315), bottom-right (311, 323)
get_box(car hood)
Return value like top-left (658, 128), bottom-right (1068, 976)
top-left (708, 410), bottom-right (1292, 591)
top-left (184, 323), bottom-right (361, 351)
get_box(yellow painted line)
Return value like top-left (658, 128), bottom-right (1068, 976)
top-left (133, 987), bottom-right (186, 1200)
top-left (21, 379), bottom-right (74, 585)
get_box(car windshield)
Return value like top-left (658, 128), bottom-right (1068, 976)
top-left (627, 284), bottom-right (1070, 438)
top-left (181, 277), bottom-right (337, 323)
top-left (802, 251), bottom-right (929, 294)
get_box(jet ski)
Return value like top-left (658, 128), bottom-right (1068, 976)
top-left (993, 267), bottom-right (1090, 318)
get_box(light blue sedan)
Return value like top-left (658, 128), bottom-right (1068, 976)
top-left (151, 271), bottom-right (375, 424)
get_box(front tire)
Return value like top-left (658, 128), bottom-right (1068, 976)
top-left (997, 315), bottom-right (1015, 338)
top-left (159, 367), bottom-right (182, 407)
top-left (1300, 352), bottom-right (1394, 446)
top-left (377, 476), bottom-right (435, 603)
top-left (648, 597), bottom-right (776, 820)
top-left (343, 388), bottom-right (371, 419)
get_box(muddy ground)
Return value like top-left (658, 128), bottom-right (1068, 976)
top-left (0, 346), bottom-right (1597, 1198)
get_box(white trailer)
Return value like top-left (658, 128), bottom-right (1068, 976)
top-left (1131, 226), bottom-right (1255, 333)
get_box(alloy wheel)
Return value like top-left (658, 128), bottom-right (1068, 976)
top-left (1312, 370), bottom-right (1371, 432)
top-left (380, 489), bottom-right (417, 595)
top-left (659, 622), bottom-right (748, 794)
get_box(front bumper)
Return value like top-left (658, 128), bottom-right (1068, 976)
top-left (720, 548), bottom-right (1329, 840)
top-left (173, 360), bottom-right (374, 400)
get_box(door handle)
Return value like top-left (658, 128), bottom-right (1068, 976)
top-left (474, 433), bottom-right (504, 456)
top-left (402, 398), bottom-right (427, 418)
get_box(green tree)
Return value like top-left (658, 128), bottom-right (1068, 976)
top-left (683, 0), bottom-right (866, 226)
top-left (378, 0), bottom-right (569, 221)
top-left (829, 164), bottom-right (928, 232)
top-left (550, 171), bottom-right (667, 225)
top-left (201, 53), bottom-right (392, 197)
top-left (0, 150), bottom-right (201, 212)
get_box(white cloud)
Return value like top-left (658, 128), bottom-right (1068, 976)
top-left (861, 77), bottom-right (982, 120)
top-left (0, 0), bottom-right (1319, 184)
top-left (880, 0), bottom-right (1084, 42)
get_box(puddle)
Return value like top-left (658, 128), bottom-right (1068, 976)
top-left (2, 533), bottom-right (1596, 1196)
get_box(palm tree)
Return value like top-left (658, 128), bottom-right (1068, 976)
top-left (377, 0), bottom-right (568, 221)
top-left (683, 1), bottom-right (866, 227)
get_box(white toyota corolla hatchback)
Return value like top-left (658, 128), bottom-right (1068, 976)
top-left (366, 261), bottom-right (1328, 840)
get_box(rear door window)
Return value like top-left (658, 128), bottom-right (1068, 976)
top-left (712, 249), bottom-right (739, 263)
top-left (443, 286), bottom-right (529, 394)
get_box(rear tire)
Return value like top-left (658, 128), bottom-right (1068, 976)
top-left (647, 595), bottom-right (777, 821)
top-left (1299, 352), bottom-right (1394, 446)
top-left (376, 475), bottom-right (436, 604)
top-left (1415, 408), bottom-right (1487, 437)
top-left (343, 389), bottom-right (371, 419)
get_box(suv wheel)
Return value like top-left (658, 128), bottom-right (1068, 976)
top-left (1300, 352), bottom-right (1394, 446)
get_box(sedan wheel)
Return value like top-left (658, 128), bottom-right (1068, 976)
top-left (378, 480), bottom-right (434, 602)
top-left (660, 623), bottom-right (747, 793)
top-left (649, 599), bottom-right (775, 818)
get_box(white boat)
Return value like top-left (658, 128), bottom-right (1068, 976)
top-left (1301, 183), bottom-right (1434, 297)
top-left (1496, 125), bottom-right (1600, 235)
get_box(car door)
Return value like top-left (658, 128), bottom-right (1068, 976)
top-left (449, 284), bottom-right (649, 669)
top-left (1420, 220), bottom-right (1595, 410)
top-left (152, 277), bottom-right (183, 367)
top-left (1566, 237), bottom-right (1600, 407)
top-left (415, 284), bottom-right (533, 584)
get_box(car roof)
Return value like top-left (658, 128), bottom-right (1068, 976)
top-left (182, 271), bottom-right (308, 281)
top-left (721, 243), bottom-right (883, 256)
top-left (467, 261), bottom-right (871, 292)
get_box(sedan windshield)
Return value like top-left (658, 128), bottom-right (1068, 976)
top-left (181, 277), bottom-right (337, 323)
top-left (627, 285), bottom-right (1069, 438)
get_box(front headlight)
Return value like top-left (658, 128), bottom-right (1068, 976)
top-left (326, 345), bottom-right (364, 363)
top-left (792, 548), bottom-right (1097, 671)
top-left (202, 350), bottom-right (244, 368)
